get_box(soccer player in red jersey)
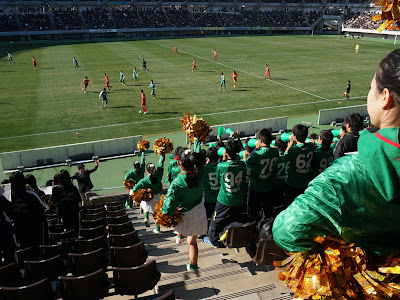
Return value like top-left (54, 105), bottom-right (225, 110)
top-left (192, 58), bottom-right (198, 72)
top-left (139, 90), bottom-right (148, 115)
top-left (81, 77), bottom-right (92, 93)
top-left (174, 44), bottom-right (179, 54)
top-left (212, 49), bottom-right (217, 61)
top-left (264, 64), bottom-right (271, 80)
top-left (104, 73), bottom-right (112, 91)
top-left (232, 70), bottom-right (238, 88)
top-left (32, 56), bottom-right (37, 69)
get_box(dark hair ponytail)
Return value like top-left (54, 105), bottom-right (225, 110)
top-left (146, 163), bottom-right (157, 184)
top-left (179, 148), bottom-right (206, 188)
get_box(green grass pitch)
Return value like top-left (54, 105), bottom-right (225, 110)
top-left (0, 35), bottom-right (395, 153)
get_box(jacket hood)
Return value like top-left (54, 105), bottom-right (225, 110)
top-left (358, 127), bottom-right (400, 203)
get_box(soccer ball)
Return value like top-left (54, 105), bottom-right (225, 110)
top-left (139, 111), bottom-right (142, 114)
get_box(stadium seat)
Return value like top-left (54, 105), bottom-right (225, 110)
top-left (58, 269), bottom-right (110, 300)
top-left (0, 262), bottom-right (24, 287)
top-left (107, 209), bottom-right (126, 217)
top-left (252, 239), bottom-right (288, 266)
top-left (48, 223), bottom-right (64, 233)
top-left (85, 207), bottom-right (105, 215)
top-left (74, 235), bottom-right (107, 254)
top-left (219, 221), bottom-right (257, 252)
top-left (49, 229), bottom-right (76, 244)
top-left (107, 214), bottom-right (129, 224)
top-left (108, 221), bottom-right (134, 235)
top-left (79, 225), bottom-right (106, 240)
top-left (82, 211), bottom-right (105, 221)
top-left (110, 230), bottom-right (139, 247)
top-left (105, 200), bottom-right (122, 207)
top-left (40, 243), bottom-right (71, 260)
top-left (110, 242), bottom-right (148, 267)
top-left (24, 254), bottom-right (67, 283)
top-left (68, 248), bottom-right (107, 276)
top-left (106, 203), bottom-right (124, 211)
top-left (17, 246), bottom-right (39, 268)
top-left (81, 218), bottom-right (106, 228)
top-left (0, 278), bottom-right (56, 300)
top-left (113, 260), bottom-right (161, 297)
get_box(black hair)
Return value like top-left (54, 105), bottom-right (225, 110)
top-left (319, 130), bottom-right (334, 147)
top-left (206, 147), bottom-right (218, 163)
top-left (215, 139), bottom-right (225, 149)
top-left (58, 170), bottom-right (73, 188)
top-left (308, 133), bottom-right (318, 140)
top-left (376, 49), bottom-right (400, 107)
top-left (274, 137), bottom-right (288, 153)
top-left (345, 113), bottom-right (363, 132)
top-left (146, 163), bottom-right (156, 184)
top-left (292, 124), bottom-right (308, 143)
top-left (77, 163), bottom-right (85, 170)
top-left (10, 171), bottom-right (25, 202)
top-left (225, 139), bottom-right (242, 159)
top-left (141, 90), bottom-right (144, 93)
top-left (244, 138), bottom-right (255, 153)
top-left (179, 148), bottom-right (206, 188)
top-left (133, 161), bottom-right (141, 172)
top-left (53, 174), bottom-right (59, 186)
top-left (25, 174), bottom-right (39, 190)
top-left (256, 128), bottom-right (272, 146)
top-left (174, 146), bottom-right (182, 157)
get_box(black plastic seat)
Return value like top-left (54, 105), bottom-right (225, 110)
top-left (0, 262), bottom-right (23, 287)
top-left (74, 235), bottom-right (106, 254)
top-left (16, 246), bottom-right (39, 269)
top-left (111, 242), bottom-right (148, 267)
top-left (49, 229), bottom-right (76, 244)
top-left (108, 221), bottom-right (134, 235)
top-left (110, 231), bottom-right (139, 247)
top-left (79, 225), bottom-right (105, 240)
top-left (107, 214), bottom-right (129, 225)
top-left (40, 243), bottom-right (71, 260)
top-left (24, 255), bottom-right (67, 283)
top-left (252, 239), bottom-right (288, 266)
top-left (0, 278), bottom-right (55, 300)
top-left (219, 221), bottom-right (257, 250)
top-left (68, 248), bottom-right (107, 276)
top-left (82, 211), bottom-right (105, 221)
top-left (81, 218), bottom-right (106, 228)
top-left (107, 203), bottom-right (124, 211)
top-left (106, 209), bottom-right (126, 217)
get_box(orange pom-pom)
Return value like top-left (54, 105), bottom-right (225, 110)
top-left (131, 188), bottom-right (153, 205)
top-left (180, 112), bottom-right (212, 143)
top-left (152, 195), bottom-right (182, 228)
top-left (153, 137), bottom-right (174, 156)
top-left (137, 139), bottom-right (150, 152)
top-left (123, 180), bottom-right (134, 190)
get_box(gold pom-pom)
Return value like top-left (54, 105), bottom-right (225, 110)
top-left (374, 0), bottom-right (400, 32)
top-left (41, 194), bottom-right (55, 213)
top-left (275, 236), bottom-right (400, 299)
top-left (153, 137), bottom-right (174, 155)
top-left (123, 180), bottom-right (134, 190)
top-left (131, 188), bottom-right (153, 205)
top-left (180, 112), bottom-right (212, 143)
top-left (152, 195), bottom-right (182, 228)
top-left (137, 139), bottom-right (150, 152)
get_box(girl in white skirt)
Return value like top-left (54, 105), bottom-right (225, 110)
top-left (132, 155), bottom-right (165, 233)
top-left (162, 146), bottom-right (207, 271)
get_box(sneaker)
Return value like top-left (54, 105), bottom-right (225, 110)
top-left (176, 235), bottom-right (184, 245)
top-left (152, 228), bottom-right (161, 234)
top-left (144, 111), bottom-right (147, 115)
top-left (203, 236), bottom-right (217, 248)
top-left (144, 218), bottom-right (150, 227)
top-left (186, 263), bottom-right (199, 271)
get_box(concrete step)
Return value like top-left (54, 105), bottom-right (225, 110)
top-left (158, 267), bottom-right (251, 294)
top-left (206, 284), bottom-right (279, 300)
top-left (153, 247), bottom-right (220, 265)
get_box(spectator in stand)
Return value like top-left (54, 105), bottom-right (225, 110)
top-left (10, 171), bottom-right (46, 248)
top-left (52, 170), bottom-right (80, 233)
top-left (202, 147), bottom-right (220, 219)
top-left (71, 160), bottom-right (99, 205)
top-left (312, 130), bottom-right (334, 178)
top-left (25, 174), bottom-right (45, 198)
top-left (0, 195), bottom-right (17, 266)
top-left (243, 128), bottom-right (279, 222)
top-left (284, 124), bottom-right (315, 205)
top-left (272, 137), bottom-right (289, 215)
top-left (167, 147), bottom-right (182, 185)
top-left (334, 113), bottom-right (363, 160)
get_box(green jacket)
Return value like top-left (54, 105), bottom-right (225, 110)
top-left (162, 172), bottom-right (203, 215)
top-left (285, 142), bottom-right (315, 188)
top-left (202, 162), bottom-right (220, 203)
top-left (124, 152), bottom-right (145, 184)
top-left (273, 127), bottom-right (400, 258)
top-left (132, 156), bottom-right (165, 194)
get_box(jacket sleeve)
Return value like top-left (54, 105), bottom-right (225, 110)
top-left (194, 138), bottom-right (201, 153)
top-left (334, 139), bottom-right (345, 160)
top-left (89, 164), bottom-right (99, 174)
top-left (272, 160), bottom-right (345, 253)
top-left (132, 178), bottom-right (146, 192)
top-left (162, 182), bottom-right (179, 215)
top-left (140, 152), bottom-right (146, 170)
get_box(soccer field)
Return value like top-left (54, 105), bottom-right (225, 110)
top-left (0, 35), bottom-right (394, 153)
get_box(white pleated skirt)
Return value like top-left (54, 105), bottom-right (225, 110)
top-left (140, 193), bottom-right (160, 213)
top-left (174, 202), bottom-right (207, 237)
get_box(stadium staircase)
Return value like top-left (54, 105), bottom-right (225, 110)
top-left (48, 12), bottom-right (56, 30)
top-left (98, 192), bottom-right (293, 300)
top-left (13, 13), bottom-right (22, 31)
top-left (78, 11), bottom-right (87, 29)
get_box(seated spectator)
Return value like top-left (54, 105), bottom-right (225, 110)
top-left (52, 170), bottom-right (80, 232)
top-left (312, 130), bottom-right (334, 177)
top-left (10, 171), bottom-right (46, 248)
top-left (0, 195), bottom-right (16, 266)
top-left (202, 147), bottom-right (220, 219)
top-left (334, 113), bottom-right (363, 159)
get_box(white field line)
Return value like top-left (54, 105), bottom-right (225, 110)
top-left (148, 40), bottom-right (330, 101)
top-left (0, 96), bottom-right (366, 140)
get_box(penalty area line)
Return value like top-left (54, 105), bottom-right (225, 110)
top-left (147, 40), bottom-right (329, 101)
top-left (0, 96), bottom-right (366, 141)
